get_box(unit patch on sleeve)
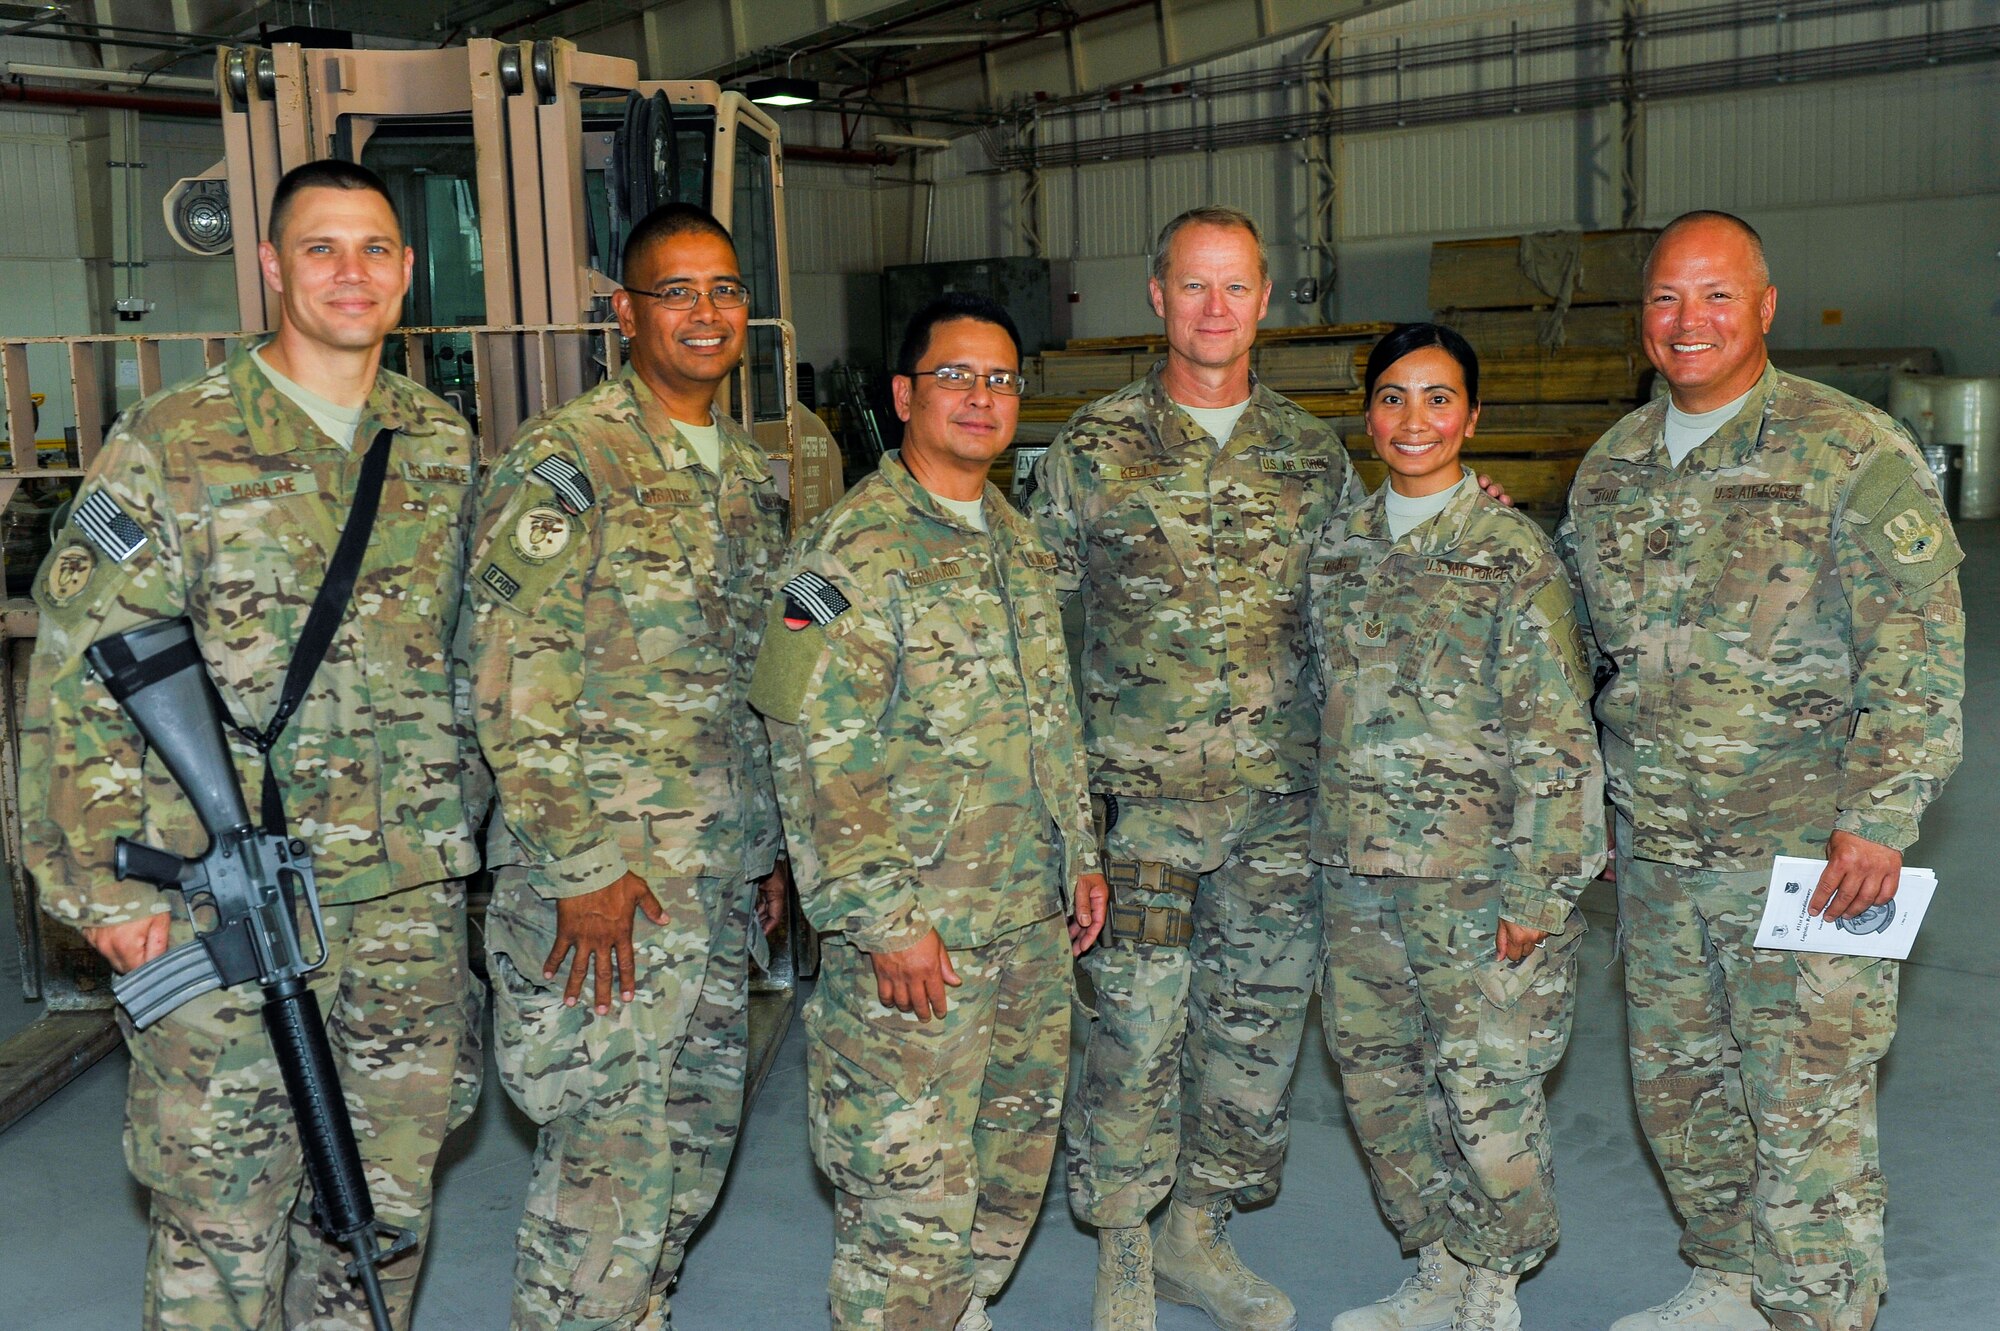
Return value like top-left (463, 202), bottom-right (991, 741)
top-left (70, 490), bottom-right (149, 564)
top-left (529, 454), bottom-right (597, 514)
top-left (510, 506), bottom-right (574, 562)
top-left (781, 569), bottom-right (851, 629)
top-left (43, 543), bottom-right (96, 606)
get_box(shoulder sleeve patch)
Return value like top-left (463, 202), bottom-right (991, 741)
top-left (70, 489), bottom-right (149, 564)
top-left (780, 569), bottom-right (851, 627)
top-left (529, 453), bottom-right (597, 514)
top-left (748, 598), bottom-right (830, 723)
top-left (1527, 576), bottom-right (1589, 693)
top-left (1846, 450), bottom-right (1963, 591)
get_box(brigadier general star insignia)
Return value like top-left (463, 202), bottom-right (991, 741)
top-left (781, 569), bottom-right (850, 630)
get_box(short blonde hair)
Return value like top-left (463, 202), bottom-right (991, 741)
top-left (1150, 206), bottom-right (1268, 283)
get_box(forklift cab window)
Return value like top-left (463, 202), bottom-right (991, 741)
top-left (732, 125), bottom-right (786, 425)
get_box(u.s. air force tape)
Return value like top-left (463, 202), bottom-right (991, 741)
top-left (781, 569), bottom-right (850, 629)
top-left (71, 490), bottom-right (148, 564)
top-left (529, 454), bottom-right (596, 515)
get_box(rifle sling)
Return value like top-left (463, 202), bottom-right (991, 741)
top-left (230, 426), bottom-right (395, 837)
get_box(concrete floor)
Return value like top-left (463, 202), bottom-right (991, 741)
top-left (3, 522), bottom-right (1995, 1331)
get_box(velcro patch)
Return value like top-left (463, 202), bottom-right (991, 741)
top-left (1021, 549), bottom-right (1059, 570)
top-left (1426, 558), bottom-right (1509, 583)
top-left (1260, 455), bottom-right (1330, 473)
top-left (1586, 487), bottom-right (1621, 503)
top-left (780, 569), bottom-right (850, 629)
top-left (530, 454), bottom-right (596, 514)
top-left (905, 560), bottom-right (971, 589)
top-left (207, 472), bottom-right (320, 506)
top-left (749, 600), bottom-right (829, 722)
top-left (403, 461), bottom-right (473, 485)
top-left (481, 562), bottom-right (522, 601)
top-left (637, 483), bottom-right (701, 507)
top-left (1714, 483), bottom-right (1803, 502)
top-left (1104, 463), bottom-right (1170, 481)
top-left (71, 490), bottom-right (148, 564)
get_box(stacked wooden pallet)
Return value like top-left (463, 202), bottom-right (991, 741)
top-left (1017, 321), bottom-right (1394, 445)
top-left (1375, 228), bottom-right (1658, 509)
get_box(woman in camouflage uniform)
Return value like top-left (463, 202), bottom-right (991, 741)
top-left (1308, 325), bottom-right (1607, 1331)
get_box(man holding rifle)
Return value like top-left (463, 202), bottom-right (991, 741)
top-left (19, 160), bottom-right (486, 1331)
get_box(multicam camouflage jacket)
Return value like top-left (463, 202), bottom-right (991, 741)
top-left (1309, 473), bottom-right (1607, 933)
top-left (750, 452), bottom-right (1099, 954)
top-left (462, 364), bottom-right (788, 898)
top-left (1028, 366), bottom-right (1362, 801)
top-left (1557, 362), bottom-right (1965, 869)
top-left (21, 339), bottom-right (486, 926)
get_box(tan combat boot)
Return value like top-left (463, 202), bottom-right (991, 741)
top-left (1449, 1267), bottom-right (1520, 1331)
top-left (1096, 1225), bottom-right (1157, 1331)
top-left (1608, 1269), bottom-right (1771, 1331)
top-left (1153, 1198), bottom-right (1298, 1331)
top-left (956, 1293), bottom-right (994, 1331)
top-left (1329, 1242), bottom-right (1469, 1331)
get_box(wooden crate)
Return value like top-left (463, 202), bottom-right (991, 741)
top-left (1475, 403), bottom-right (1632, 435)
top-left (1428, 229), bottom-right (1658, 312)
top-left (1437, 304), bottom-right (1639, 352)
top-left (1037, 352), bottom-right (1146, 395)
top-left (1252, 343), bottom-right (1364, 393)
top-left (1478, 347), bottom-right (1647, 404)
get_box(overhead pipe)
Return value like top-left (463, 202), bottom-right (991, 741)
top-left (0, 80), bottom-right (216, 117)
top-left (848, 0), bottom-right (1156, 95)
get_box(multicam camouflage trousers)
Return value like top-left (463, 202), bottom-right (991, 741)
top-left (487, 871), bottom-right (756, 1331)
top-left (1619, 851), bottom-right (1897, 1331)
top-left (1066, 789), bottom-right (1318, 1228)
top-left (810, 913), bottom-right (1072, 1331)
top-left (1319, 872), bottom-right (1581, 1275)
top-left (122, 879), bottom-right (481, 1331)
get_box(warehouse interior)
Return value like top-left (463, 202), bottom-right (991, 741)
top-left (0, 0), bottom-right (1994, 1327)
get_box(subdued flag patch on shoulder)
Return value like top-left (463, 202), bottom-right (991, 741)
top-left (781, 569), bottom-right (850, 630)
top-left (529, 454), bottom-right (596, 515)
top-left (71, 490), bottom-right (148, 564)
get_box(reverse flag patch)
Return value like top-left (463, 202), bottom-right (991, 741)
top-left (71, 490), bottom-right (148, 564)
top-left (529, 454), bottom-right (597, 515)
top-left (781, 569), bottom-right (850, 630)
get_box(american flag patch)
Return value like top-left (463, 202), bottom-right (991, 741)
top-left (529, 454), bottom-right (596, 515)
top-left (71, 491), bottom-right (148, 564)
top-left (781, 569), bottom-right (850, 630)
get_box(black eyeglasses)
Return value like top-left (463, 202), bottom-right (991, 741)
top-left (622, 282), bottom-right (751, 310)
top-left (907, 365), bottom-right (1028, 397)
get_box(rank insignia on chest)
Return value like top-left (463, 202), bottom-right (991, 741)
top-left (71, 490), bottom-right (148, 564)
top-left (510, 506), bottom-right (573, 562)
top-left (781, 569), bottom-right (850, 629)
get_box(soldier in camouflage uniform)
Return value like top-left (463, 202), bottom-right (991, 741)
top-left (750, 295), bottom-right (1108, 1331)
top-left (464, 205), bottom-right (790, 1331)
top-left (1557, 213), bottom-right (1963, 1331)
top-left (18, 162), bottom-right (486, 1331)
top-left (1027, 206), bottom-right (1358, 1331)
top-left (1311, 325), bottom-right (1605, 1331)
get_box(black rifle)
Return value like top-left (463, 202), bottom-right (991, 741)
top-left (86, 617), bottom-right (412, 1331)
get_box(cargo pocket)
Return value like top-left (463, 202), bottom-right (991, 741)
top-left (804, 1000), bottom-right (943, 1199)
top-left (484, 880), bottom-right (640, 1127)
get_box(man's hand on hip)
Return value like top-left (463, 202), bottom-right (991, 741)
top-left (868, 929), bottom-right (961, 1020)
top-left (1811, 829), bottom-right (1903, 919)
top-left (756, 861), bottom-right (792, 936)
top-left (545, 870), bottom-right (667, 1014)
top-left (84, 914), bottom-right (171, 973)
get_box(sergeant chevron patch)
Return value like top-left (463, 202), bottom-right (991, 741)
top-left (781, 569), bottom-right (850, 629)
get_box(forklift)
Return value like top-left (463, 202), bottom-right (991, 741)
top-left (0, 37), bottom-right (839, 1130)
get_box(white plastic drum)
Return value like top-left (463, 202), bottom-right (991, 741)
top-left (1890, 374), bottom-right (2000, 520)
